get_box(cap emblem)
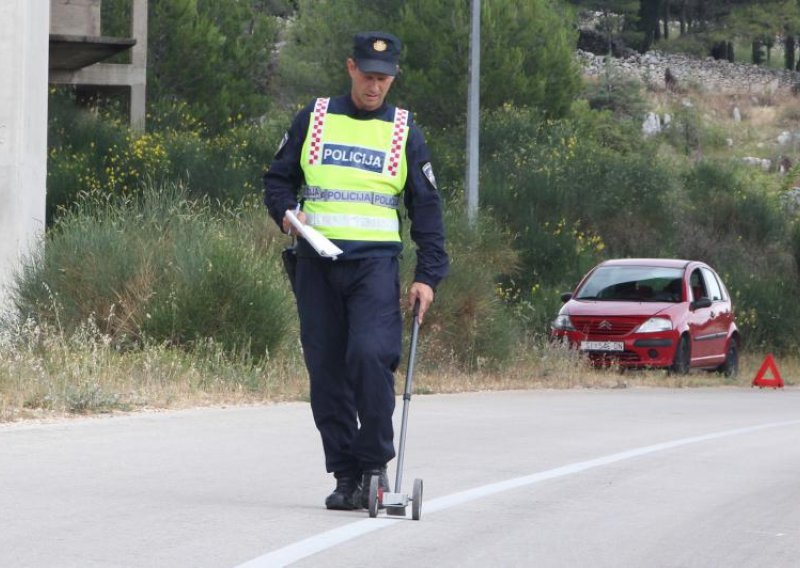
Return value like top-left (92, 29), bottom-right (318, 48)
top-left (373, 39), bottom-right (388, 52)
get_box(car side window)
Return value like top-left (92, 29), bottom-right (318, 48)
top-left (689, 269), bottom-right (707, 301)
top-left (700, 267), bottom-right (724, 301)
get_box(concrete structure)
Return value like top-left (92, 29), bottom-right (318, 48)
top-left (0, 0), bottom-right (50, 310)
top-left (1, 1), bottom-right (148, 308)
top-left (49, 0), bottom-right (148, 131)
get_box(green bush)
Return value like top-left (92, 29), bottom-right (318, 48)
top-left (47, 91), bottom-right (289, 220)
top-left (659, 104), bottom-right (728, 157)
top-left (401, 204), bottom-right (520, 371)
top-left (470, 101), bottom-right (800, 354)
top-left (791, 218), bottom-right (800, 273)
top-left (479, 104), bottom-right (673, 288)
top-left (657, 34), bottom-right (714, 58)
top-left (583, 72), bottom-right (648, 120)
top-left (42, 86), bottom-right (800, 367)
top-left (676, 160), bottom-right (786, 264)
top-left (47, 90), bottom-right (130, 221)
top-left (668, 160), bottom-right (800, 352)
top-left (725, 267), bottom-right (799, 352)
top-left (424, 123), bottom-right (468, 203)
top-left (13, 186), bottom-right (294, 359)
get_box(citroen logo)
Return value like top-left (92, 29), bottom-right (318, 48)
top-left (598, 320), bottom-right (612, 330)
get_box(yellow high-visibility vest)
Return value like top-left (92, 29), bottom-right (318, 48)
top-left (300, 98), bottom-right (410, 242)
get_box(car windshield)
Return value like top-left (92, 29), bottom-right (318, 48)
top-left (575, 266), bottom-right (684, 302)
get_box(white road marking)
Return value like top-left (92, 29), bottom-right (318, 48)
top-left (236, 420), bottom-right (800, 567)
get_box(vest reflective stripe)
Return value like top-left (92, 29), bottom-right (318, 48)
top-left (385, 108), bottom-right (408, 177)
top-left (307, 98), bottom-right (330, 166)
top-left (305, 213), bottom-right (399, 233)
top-left (303, 185), bottom-right (400, 209)
top-left (300, 99), bottom-right (410, 242)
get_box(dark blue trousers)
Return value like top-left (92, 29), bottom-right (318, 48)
top-left (295, 255), bottom-right (401, 475)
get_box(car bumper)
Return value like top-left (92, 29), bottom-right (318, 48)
top-left (551, 330), bottom-right (677, 368)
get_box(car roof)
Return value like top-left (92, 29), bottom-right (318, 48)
top-left (598, 258), bottom-right (694, 269)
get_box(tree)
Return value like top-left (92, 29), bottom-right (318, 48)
top-left (728, 0), bottom-right (800, 68)
top-left (639, 0), bottom-right (661, 51)
top-left (276, 0), bottom-right (581, 129)
top-left (271, 0), bottom-right (396, 108)
top-left (569, 0), bottom-right (640, 54)
top-left (410, 0), bottom-right (583, 127)
top-left (568, 0), bottom-right (767, 56)
top-left (661, 0), bottom-right (671, 40)
top-left (146, 0), bottom-right (280, 131)
top-left (785, 34), bottom-right (795, 71)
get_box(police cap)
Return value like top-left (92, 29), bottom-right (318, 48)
top-left (353, 31), bottom-right (401, 76)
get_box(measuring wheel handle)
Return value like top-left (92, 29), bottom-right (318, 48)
top-left (411, 478), bottom-right (423, 521)
top-left (367, 474), bottom-right (381, 518)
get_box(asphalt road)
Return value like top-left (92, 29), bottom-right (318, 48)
top-left (2, 388), bottom-right (799, 567)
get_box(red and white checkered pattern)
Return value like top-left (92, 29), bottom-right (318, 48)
top-left (307, 98), bottom-right (330, 165)
top-left (385, 108), bottom-right (408, 177)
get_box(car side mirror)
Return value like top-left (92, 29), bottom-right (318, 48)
top-left (691, 297), bottom-right (712, 310)
top-left (560, 292), bottom-right (573, 303)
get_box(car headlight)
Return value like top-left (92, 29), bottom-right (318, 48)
top-left (551, 314), bottom-right (576, 331)
top-left (636, 317), bottom-right (672, 333)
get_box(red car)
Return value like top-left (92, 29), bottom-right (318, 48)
top-left (551, 259), bottom-right (739, 375)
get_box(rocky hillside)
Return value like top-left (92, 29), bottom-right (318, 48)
top-left (579, 48), bottom-right (800, 206)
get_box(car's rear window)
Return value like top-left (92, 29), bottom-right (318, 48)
top-left (575, 266), bottom-right (684, 302)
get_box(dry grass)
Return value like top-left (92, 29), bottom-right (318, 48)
top-left (415, 345), bottom-right (796, 393)
top-left (3, 316), bottom-right (793, 424)
top-left (0, 318), bottom-right (310, 423)
top-left (649, 82), bottom-right (800, 160)
top-left (744, 105), bottom-right (780, 130)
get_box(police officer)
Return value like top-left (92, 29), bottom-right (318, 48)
top-left (263, 31), bottom-right (449, 510)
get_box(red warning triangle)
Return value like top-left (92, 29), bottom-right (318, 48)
top-left (752, 353), bottom-right (784, 388)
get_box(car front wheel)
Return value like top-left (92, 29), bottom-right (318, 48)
top-left (670, 335), bottom-right (691, 375)
top-left (717, 341), bottom-right (739, 377)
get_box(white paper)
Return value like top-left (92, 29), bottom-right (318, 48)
top-left (286, 210), bottom-right (343, 259)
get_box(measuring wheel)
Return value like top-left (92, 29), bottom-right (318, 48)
top-left (411, 478), bottom-right (423, 521)
top-left (368, 474), bottom-right (380, 518)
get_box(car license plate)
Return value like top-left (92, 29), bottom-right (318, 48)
top-left (580, 341), bottom-right (624, 352)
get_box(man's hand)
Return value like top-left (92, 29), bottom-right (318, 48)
top-left (408, 282), bottom-right (434, 324)
top-left (282, 208), bottom-right (307, 234)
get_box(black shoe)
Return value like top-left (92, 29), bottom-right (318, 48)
top-left (361, 466), bottom-right (391, 509)
top-left (325, 474), bottom-right (363, 510)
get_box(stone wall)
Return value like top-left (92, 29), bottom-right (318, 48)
top-left (578, 49), bottom-right (800, 95)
